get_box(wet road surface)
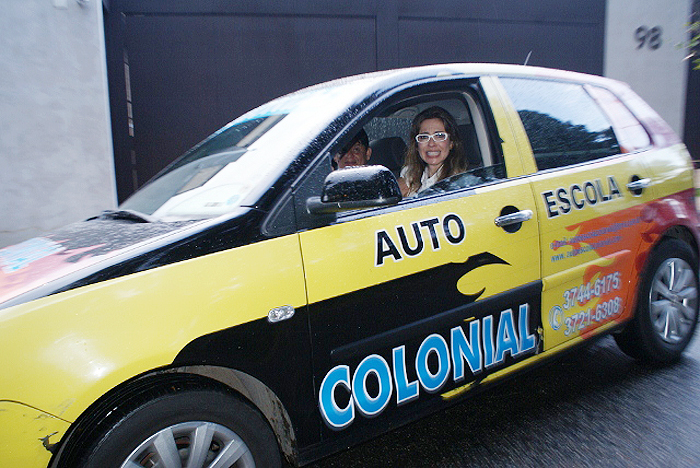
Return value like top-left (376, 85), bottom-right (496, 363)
top-left (309, 333), bottom-right (700, 468)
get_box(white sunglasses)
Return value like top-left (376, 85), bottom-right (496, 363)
top-left (415, 132), bottom-right (449, 143)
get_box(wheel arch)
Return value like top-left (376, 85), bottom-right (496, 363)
top-left (614, 228), bottom-right (700, 363)
top-left (164, 365), bottom-right (299, 462)
top-left (637, 224), bottom-right (699, 300)
top-left (50, 366), bottom-right (299, 467)
top-left (615, 223), bottom-right (699, 337)
top-left (659, 225), bottom-right (700, 263)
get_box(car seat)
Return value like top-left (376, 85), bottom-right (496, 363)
top-left (368, 137), bottom-right (407, 177)
top-left (457, 124), bottom-right (483, 169)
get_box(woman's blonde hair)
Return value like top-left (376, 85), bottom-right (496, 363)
top-left (403, 106), bottom-right (467, 194)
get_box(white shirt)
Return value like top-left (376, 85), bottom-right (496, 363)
top-left (400, 165), bottom-right (444, 197)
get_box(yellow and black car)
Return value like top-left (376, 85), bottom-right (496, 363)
top-left (1, 64), bottom-right (698, 467)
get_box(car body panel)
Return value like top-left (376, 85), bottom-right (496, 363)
top-left (527, 156), bottom-right (656, 349)
top-left (0, 63), bottom-right (698, 467)
top-left (0, 220), bottom-right (200, 308)
top-left (481, 75), bottom-right (539, 176)
top-left (301, 117), bottom-right (542, 433)
top-left (642, 145), bottom-right (696, 198)
top-left (0, 234), bottom-right (307, 423)
top-left (300, 183), bottom-right (540, 304)
top-left (491, 74), bottom-right (698, 352)
top-left (0, 402), bottom-right (69, 466)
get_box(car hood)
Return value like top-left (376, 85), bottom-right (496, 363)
top-left (0, 219), bottom-right (198, 309)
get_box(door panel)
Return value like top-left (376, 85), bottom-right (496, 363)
top-left (530, 156), bottom-right (655, 349)
top-left (494, 76), bottom-right (657, 350)
top-left (300, 180), bottom-right (541, 438)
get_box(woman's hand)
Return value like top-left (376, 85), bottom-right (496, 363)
top-left (397, 177), bottom-right (409, 197)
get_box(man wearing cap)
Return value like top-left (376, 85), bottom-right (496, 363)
top-left (333, 129), bottom-right (372, 169)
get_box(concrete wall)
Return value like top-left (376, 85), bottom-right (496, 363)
top-left (0, 0), bottom-right (116, 248)
top-left (604, 0), bottom-right (692, 135)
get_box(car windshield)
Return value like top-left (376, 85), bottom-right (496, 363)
top-left (120, 79), bottom-right (376, 222)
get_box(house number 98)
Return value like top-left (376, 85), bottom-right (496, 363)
top-left (635, 26), bottom-right (662, 50)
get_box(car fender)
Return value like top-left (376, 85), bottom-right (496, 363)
top-left (0, 233), bottom-right (307, 424)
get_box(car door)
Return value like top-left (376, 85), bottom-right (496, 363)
top-left (496, 76), bottom-right (657, 351)
top-left (295, 79), bottom-right (543, 442)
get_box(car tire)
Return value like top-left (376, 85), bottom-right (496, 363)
top-left (614, 239), bottom-right (699, 364)
top-left (71, 382), bottom-right (282, 468)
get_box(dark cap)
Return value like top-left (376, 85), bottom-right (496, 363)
top-left (340, 128), bottom-right (369, 155)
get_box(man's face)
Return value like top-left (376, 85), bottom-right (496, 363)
top-left (335, 141), bottom-right (372, 169)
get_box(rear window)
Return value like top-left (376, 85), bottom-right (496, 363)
top-left (585, 85), bottom-right (652, 153)
top-left (500, 78), bottom-right (621, 171)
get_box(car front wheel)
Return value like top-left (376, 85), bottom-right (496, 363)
top-left (67, 382), bottom-right (282, 468)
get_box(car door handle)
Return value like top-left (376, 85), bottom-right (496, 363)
top-left (494, 209), bottom-right (533, 228)
top-left (626, 178), bottom-right (651, 191)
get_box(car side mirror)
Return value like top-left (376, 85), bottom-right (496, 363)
top-left (306, 165), bottom-right (402, 215)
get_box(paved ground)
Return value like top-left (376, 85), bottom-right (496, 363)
top-left (310, 333), bottom-right (700, 467)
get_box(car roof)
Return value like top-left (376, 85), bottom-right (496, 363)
top-left (294, 63), bottom-right (628, 97)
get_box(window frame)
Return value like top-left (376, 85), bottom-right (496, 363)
top-left (498, 76), bottom-right (624, 173)
top-left (584, 84), bottom-right (653, 154)
top-left (337, 84), bottom-right (509, 220)
top-left (284, 77), bottom-right (517, 231)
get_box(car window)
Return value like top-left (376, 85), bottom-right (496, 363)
top-left (499, 78), bottom-right (621, 171)
top-left (585, 85), bottom-right (652, 153)
top-left (416, 163), bottom-right (507, 196)
top-left (365, 92), bottom-right (502, 198)
top-left (119, 80), bottom-right (375, 222)
top-left (292, 85), bottom-right (507, 231)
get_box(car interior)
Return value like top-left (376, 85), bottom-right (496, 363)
top-left (360, 92), bottom-right (505, 197)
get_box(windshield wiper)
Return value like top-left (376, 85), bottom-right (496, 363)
top-left (97, 209), bottom-right (156, 223)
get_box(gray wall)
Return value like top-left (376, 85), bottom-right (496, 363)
top-left (604, 0), bottom-right (692, 136)
top-left (0, 0), bottom-right (116, 248)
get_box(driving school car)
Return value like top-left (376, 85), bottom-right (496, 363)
top-left (1, 63), bottom-right (698, 467)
